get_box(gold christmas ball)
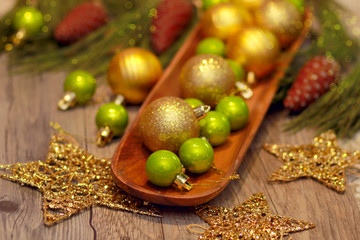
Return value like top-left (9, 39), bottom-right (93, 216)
top-left (201, 3), bottom-right (253, 41)
top-left (107, 47), bottom-right (163, 104)
top-left (231, 0), bottom-right (265, 11)
top-left (139, 96), bottom-right (200, 153)
top-left (180, 54), bottom-right (236, 108)
top-left (226, 26), bottom-right (280, 78)
top-left (255, 0), bottom-right (303, 47)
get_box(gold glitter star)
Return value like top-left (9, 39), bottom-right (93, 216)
top-left (193, 193), bottom-right (314, 239)
top-left (0, 134), bottom-right (160, 226)
top-left (264, 130), bottom-right (360, 192)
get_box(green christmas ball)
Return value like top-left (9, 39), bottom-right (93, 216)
top-left (13, 7), bottom-right (44, 36)
top-left (196, 37), bottom-right (226, 57)
top-left (95, 103), bottom-right (129, 136)
top-left (184, 98), bottom-right (205, 108)
top-left (145, 150), bottom-right (183, 187)
top-left (215, 96), bottom-right (249, 130)
top-left (286, 0), bottom-right (305, 12)
top-left (64, 70), bottom-right (97, 104)
top-left (199, 111), bottom-right (231, 146)
top-left (226, 59), bottom-right (244, 81)
top-left (179, 138), bottom-right (214, 174)
top-left (202, 0), bottom-right (229, 10)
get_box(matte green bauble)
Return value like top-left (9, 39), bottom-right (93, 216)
top-left (215, 96), bottom-right (249, 130)
top-left (196, 37), bottom-right (226, 57)
top-left (199, 111), bottom-right (231, 146)
top-left (179, 138), bottom-right (214, 174)
top-left (64, 70), bottom-right (96, 104)
top-left (202, 0), bottom-right (229, 10)
top-left (226, 59), bottom-right (244, 81)
top-left (145, 150), bottom-right (183, 187)
top-left (95, 103), bottom-right (129, 136)
top-left (13, 7), bottom-right (44, 36)
top-left (185, 98), bottom-right (205, 109)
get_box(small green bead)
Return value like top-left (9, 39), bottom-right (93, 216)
top-left (179, 138), bottom-right (214, 174)
top-left (199, 111), bottom-right (231, 146)
top-left (196, 37), bottom-right (226, 56)
top-left (226, 59), bottom-right (244, 81)
top-left (95, 103), bottom-right (129, 136)
top-left (145, 150), bottom-right (183, 187)
top-left (13, 7), bottom-right (44, 36)
top-left (216, 96), bottom-right (249, 131)
top-left (202, 0), bottom-right (229, 10)
top-left (184, 98), bottom-right (205, 108)
top-left (64, 70), bottom-right (96, 104)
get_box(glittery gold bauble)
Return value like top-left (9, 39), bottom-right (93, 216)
top-left (201, 3), bottom-right (253, 41)
top-left (180, 54), bottom-right (236, 108)
top-left (107, 47), bottom-right (163, 104)
top-left (231, 0), bottom-right (265, 11)
top-left (139, 96), bottom-right (200, 153)
top-left (226, 27), bottom-right (280, 78)
top-left (255, 0), bottom-right (303, 47)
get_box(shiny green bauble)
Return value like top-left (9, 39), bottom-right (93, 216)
top-left (196, 37), bottom-right (226, 57)
top-left (286, 0), bottom-right (305, 12)
top-left (185, 98), bottom-right (205, 108)
top-left (179, 138), bottom-right (214, 174)
top-left (226, 59), bottom-right (244, 81)
top-left (215, 96), bottom-right (249, 130)
top-left (64, 70), bottom-right (96, 104)
top-left (199, 111), bottom-right (231, 146)
top-left (13, 7), bottom-right (44, 36)
top-left (203, 0), bottom-right (229, 10)
top-left (145, 150), bottom-right (183, 187)
top-left (95, 103), bottom-right (129, 136)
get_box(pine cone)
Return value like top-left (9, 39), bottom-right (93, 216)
top-left (55, 2), bottom-right (108, 45)
top-left (284, 56), bottom-right (340, 111)
top-left (151, 0), bottom-right (193, 54)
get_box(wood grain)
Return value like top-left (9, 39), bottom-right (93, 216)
top-left (0, 0), bottom-right (360, 239)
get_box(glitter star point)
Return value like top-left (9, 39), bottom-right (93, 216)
top-left (0, 134), bottom-right (160, 226)
top-left (193, 193), bottom-right (314, 239)
top-left (264, 130), bottom-right (360, 192)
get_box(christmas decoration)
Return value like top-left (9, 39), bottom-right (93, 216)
top-left (202, 0), bottom-right (229, 10)
top-left (151, 0), bottom-right (194, 54)
top-left (231, 0), bottom-right (264, 11)
top-left (107, 47), bottom-right (163, 104)
top-left (283, 56), bottom-right (340, 112)
top-left (146, 150), bottom-right (192, 190)
top-left (226, 27), bottom-right (280, 78)
top-left (13, 6), bottom-right (44, 37)
top-left (180, 54), bottom-right (236, 107)
top-left (95, 102), bottom-right (129, 147)
top-left (178, 138), bottom-right (214, 174)
top-left (255, 0), bottom-right (303, 48)
top-left (226, 59), bottom-right (244, 80)
top-left (201, 3), bottom-right (252, 41)
top-left (184, 98), bottom-right (205, 108)
top-left (139, 97), bottom-right (203, 153)
top-left (287, 0), bottom-right (305, 12)
top-left (192, 192), bottom-right (315, 239)
top-left (195, 37), bottom-right (226, 56)
top-left (58, 70), bottom-right (97, 110)
top-left (54, 2), bottom-right (108, 45)
top-left (199, 111), bottom-right (231, 146)
top-left (264, 130), bottom-right (360, 192)
top-left (215, 96), bottom-right (249, 130)
top-left (0, 134), bottom-right (160, 226)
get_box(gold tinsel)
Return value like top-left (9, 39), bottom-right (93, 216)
top-left (0, 134), bottom-right (160, 226)
top-left (192, 192), bottom-right (315, 239)
top-left (264, 130), bottom-right (360, 192)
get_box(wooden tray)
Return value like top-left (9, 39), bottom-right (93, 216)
top-left (111, 11), bottom-right (310, 206)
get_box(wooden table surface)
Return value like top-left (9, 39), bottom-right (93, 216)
top-left (1, 0), bottom-right (360, 239)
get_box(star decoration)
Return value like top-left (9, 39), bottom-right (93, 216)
top-left (263, 130), bottom-right (360, 192)
top-left (0, 134), bottom-right (160, 226)
top-left (193, 193), bottom-right (314, 239)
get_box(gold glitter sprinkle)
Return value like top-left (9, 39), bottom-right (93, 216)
top-left (264, 130), bottom-right (360, 192)
top-left (192, 193), bottom-right (314, 239)
top-left (0, 134), bottom-right (160, 226)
